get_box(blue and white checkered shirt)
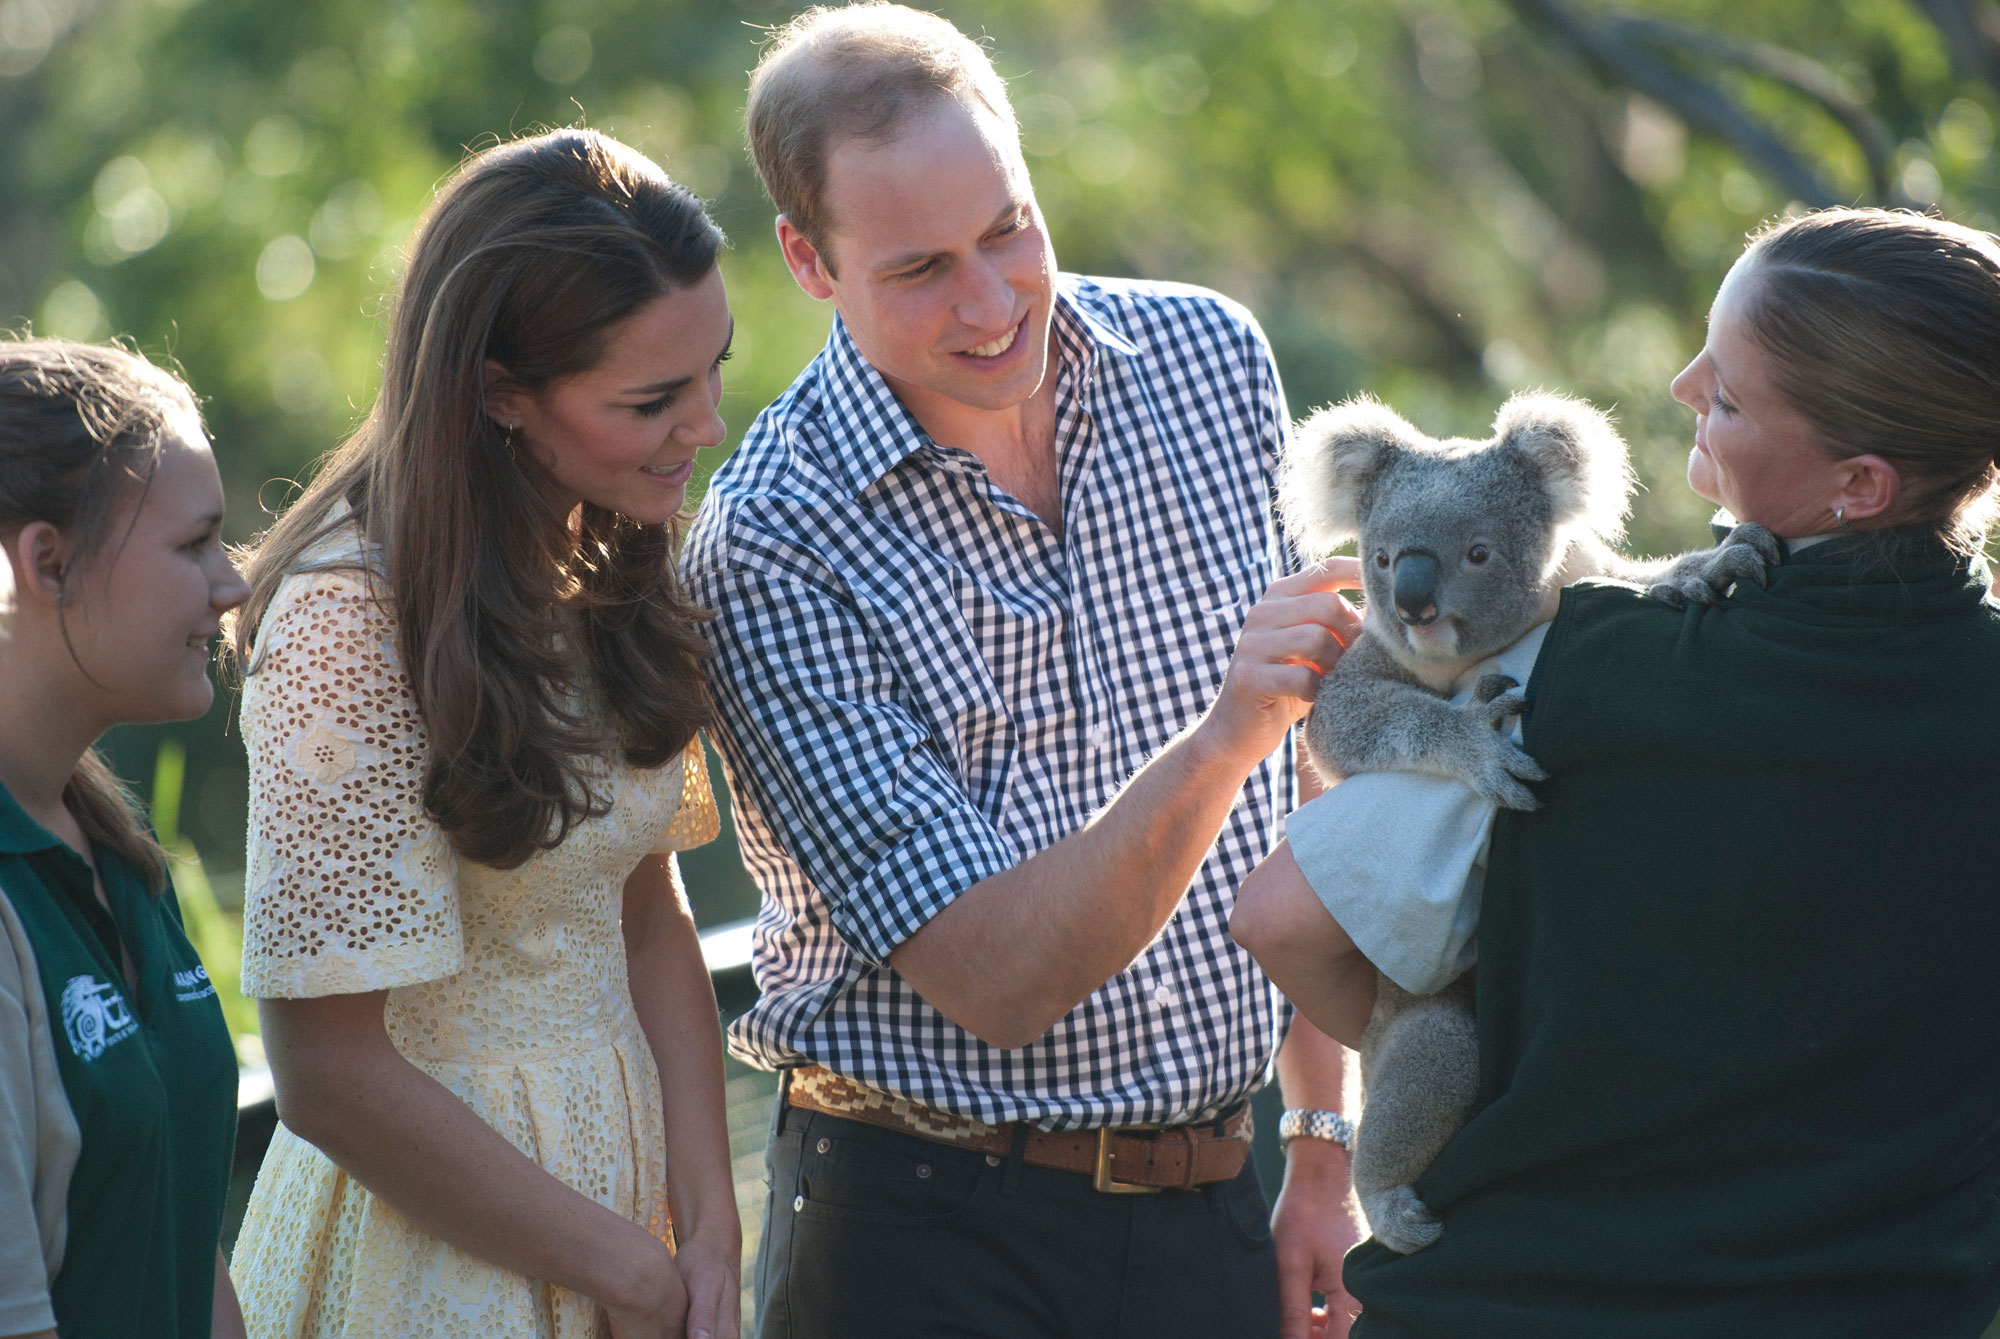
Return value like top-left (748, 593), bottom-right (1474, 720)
top-left (683, 274), bottom-right (1295, 1128)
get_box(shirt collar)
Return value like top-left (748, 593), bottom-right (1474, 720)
top-left (818, 279), bottom-right (1141, 498)
top-left (0, 775), bottom-right (63, 856)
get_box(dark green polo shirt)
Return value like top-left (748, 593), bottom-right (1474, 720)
top-left (1348, 533), bottom-right (2000, 1338)
top-left (0, 777), bottom-right (236, 1338)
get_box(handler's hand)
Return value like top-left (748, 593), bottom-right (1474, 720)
top-left (1199, 558), bottom-right (1363, 773)
top-left (1272, 1136), bottom-right (1366, 1339)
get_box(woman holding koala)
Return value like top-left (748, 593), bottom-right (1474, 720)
top-left (1234, 206), bottom-right (2000, 1339)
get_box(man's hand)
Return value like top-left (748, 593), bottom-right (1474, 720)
top-left (1272, 1137), bottom-right (1366, 1339)
top-left (1197, 559), bottom-right (1364, 775)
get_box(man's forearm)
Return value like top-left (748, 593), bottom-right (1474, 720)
top-left (886, 561), bottom-right (1362, 1049)
top-left (888, 720), bottom-right (1258, 1048)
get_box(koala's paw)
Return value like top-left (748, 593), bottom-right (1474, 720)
top-left (1473, 673), bottom-right (1522, 709)
top-left (1362, 1185), bottom-right (1445, 1255)
top-left (1647, 522), bottom-right (1783, 608)
top-left (1461, 716), bottom-right (1547, 811)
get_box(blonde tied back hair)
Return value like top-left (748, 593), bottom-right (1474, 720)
top-left (745, 2), bottom-right (1016, 269)
top-left (232, 129), bottom-right (722, 871)
top-left (1739, 206), bottom-right (2000, 556)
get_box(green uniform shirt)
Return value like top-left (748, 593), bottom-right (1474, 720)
top-left (0, 777), bottom-right (236, 1338)
top-left (1349, 533), bottom-right (2000, 1338)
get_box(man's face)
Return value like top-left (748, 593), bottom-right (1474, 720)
top-left (786, 96), bottom-right (1058, 425)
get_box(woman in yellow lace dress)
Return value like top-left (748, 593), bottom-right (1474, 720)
top-left (225, 129), bottom-right (740, 1339)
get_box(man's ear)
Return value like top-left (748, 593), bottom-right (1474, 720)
top-left (8, 521), bottom-right (72, 610)
top-left (776, 216), bottom-right (836, 301)
top-left (481, 358), bottom-right (530, 433)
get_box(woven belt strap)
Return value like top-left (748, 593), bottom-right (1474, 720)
top-left (784, 1065), bottom-right (1252, 1192)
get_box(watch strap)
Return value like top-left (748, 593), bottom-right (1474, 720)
top-left (1277, 1107), bottom-right (1355, 1150)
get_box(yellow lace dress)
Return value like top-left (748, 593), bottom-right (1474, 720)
top-left (227, 544), bottom-right (718, 1339)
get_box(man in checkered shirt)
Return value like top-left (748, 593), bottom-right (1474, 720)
top-left (683, 6), bottom-right (1368, 1336)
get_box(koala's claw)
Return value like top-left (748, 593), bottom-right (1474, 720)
top-left (1648, 521), bottom-right (1782, 608)
top-left (1470, 732), bottom-right (1546, 811)
top-left (1475, 689), bottom-right (1528, 731)
top-left (1473, 673), bottom-right (1520, 706)
top-left (1362, 1185), bottom-right (1445, 1255)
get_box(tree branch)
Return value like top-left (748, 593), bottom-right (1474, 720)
top-left (1909, 0), bottom-right (2000, 103)
top-left (1503, 0), bottom-right (1845, 207)
top-left (1605, 14), bottom-right (1908, 206)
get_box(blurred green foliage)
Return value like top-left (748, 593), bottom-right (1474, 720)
top-left (5, 0), bottom-right (1999, 934)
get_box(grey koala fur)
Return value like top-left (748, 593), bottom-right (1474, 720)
top-left (1276, 391), bottom-right (1778, 1254)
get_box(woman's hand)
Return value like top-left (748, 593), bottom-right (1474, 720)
top-left (259, 991), bottom-right (685, 1323)
top-left (600, 1236), bottom-right (689, 1339)
top-left (619, 855), bottom-right (743, 1339)
top-left (671, 1230), bottom-right (742, 1339)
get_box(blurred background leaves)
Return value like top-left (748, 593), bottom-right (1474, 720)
top-left (4, 0), bottom-right (1997, 953)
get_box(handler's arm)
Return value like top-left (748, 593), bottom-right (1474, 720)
top-left (622, 854), bottom-right (740, 1339)
top-left (1232, 841), bottom-right (1379, 1050)
top-left (888, 561), bottom-right (1362, 1047)
top-left (260, 994), bottom-right (686, 1334)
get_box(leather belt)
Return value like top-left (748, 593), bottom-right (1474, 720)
top-left (783, 1065), bottom-right (1252, 1194)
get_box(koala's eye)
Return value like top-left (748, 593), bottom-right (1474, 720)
top-left (1467, 544), bottom-right (1490, 565)
top-left (1374, 550), bottom-right (1390, 569)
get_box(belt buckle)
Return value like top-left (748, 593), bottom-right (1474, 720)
top-left (1093, 1126), bottom-right (1164, 1195)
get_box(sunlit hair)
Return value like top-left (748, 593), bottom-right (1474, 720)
top-left (1741, 206), bottom-right (2000, 556)
top-left (0, 336), bottom-right (200, 891)
top-left (746, 2), bottom-right (1016, 271)
top-left (230, 129), bottom-right (722, 871)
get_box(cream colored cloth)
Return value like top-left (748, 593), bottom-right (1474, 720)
top-left (1285, 623), bottom-right (1549, 996)
top-left (228, 543), bottom-right (718, 1339)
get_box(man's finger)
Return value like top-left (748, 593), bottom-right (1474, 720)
top-left (1276, 1247), bottom-right (1315, 1339)
top-left (1266, 556), bottom-right (1364, 598)
top-left (1239, 590), bottom-right (1364, 647)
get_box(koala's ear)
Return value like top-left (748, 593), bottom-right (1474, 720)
top-left (1279, 397), bottom-right (1418, 556)
top-left (1492, 392), bottom-right (1636, 546)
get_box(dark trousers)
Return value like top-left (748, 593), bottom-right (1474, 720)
top-left (753, 1101), bottom-right (1281, 1339)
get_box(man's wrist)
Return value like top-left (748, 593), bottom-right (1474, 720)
top-left (1278, 1107), bottom-right (1355, 1150)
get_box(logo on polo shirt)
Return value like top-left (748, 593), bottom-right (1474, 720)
top-left (173, 965), bottom-right (216, 1003)
top-left (59, 975), bottom-right (138, 1061)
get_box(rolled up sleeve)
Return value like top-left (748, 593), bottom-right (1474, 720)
top-left (692, 557), bottom-right (1017, 967)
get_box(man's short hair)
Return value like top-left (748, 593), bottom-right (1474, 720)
top-left (746, 3), bottom-right (1017, 269)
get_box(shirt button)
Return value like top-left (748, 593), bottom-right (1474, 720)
top-left (816, 1138), bottom-right (830, 1154)
top-left (793, 1195), bottom-right (805, 1212)
top-left (1153, 985), bottom-right (1177, 1008)
top-left (1088, 723), bottom-right (1110, 750)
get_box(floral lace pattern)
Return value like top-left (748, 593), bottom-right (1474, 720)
top-left (230, 538), bottom-right (718, 1339)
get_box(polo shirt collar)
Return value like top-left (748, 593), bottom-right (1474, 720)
top-left (820, 281), bottom-right (1141, 498)
top-left (0, 775), bottom-right (63, 856)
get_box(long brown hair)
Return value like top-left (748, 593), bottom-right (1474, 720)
top-left (1741, 207), bottom-right (2000, 556)
top-left (232, 129), bottom-right (722, 870)
top-left (0, 337), bottom-right (200, 892)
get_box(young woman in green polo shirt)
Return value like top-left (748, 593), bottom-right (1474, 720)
top-left (0, 339), bottom-right (250, 1338)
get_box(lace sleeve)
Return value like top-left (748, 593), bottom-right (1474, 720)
top-left (239, 568), bottom-right (464, 999)
top-left (652, 740), bottom-right (720, 853)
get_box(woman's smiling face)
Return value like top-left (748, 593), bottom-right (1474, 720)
top-left (492, 266), bottom-right (733, 525)
top-left (61, 407), bottom-right (249, 724)
top-left (1669, 259), bottom-right (1848, 538)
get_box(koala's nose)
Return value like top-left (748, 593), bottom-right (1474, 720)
top-left (1393, 552), bottom-right (1442, 626)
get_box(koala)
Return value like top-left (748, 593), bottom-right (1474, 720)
top-left (1276, 391), bottom-right (1778, 1254)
